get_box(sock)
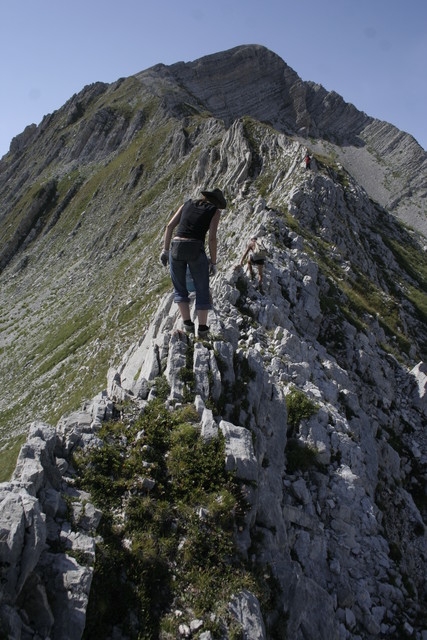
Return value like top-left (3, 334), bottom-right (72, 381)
top-left (198, 324), bottom-right (209, 332)
top-left (184, 319), bottom-right (194, 326)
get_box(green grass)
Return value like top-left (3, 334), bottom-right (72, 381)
top-left (382, 235), bottom-right (427, 323)
top-left (0, 180), bottom-right (47, 247)
top-left (74, 399), bottom-right (257, 639)
top-left (34, 317), bottom-right (103, 377)
top-left (290, 216), bottom-right (420, 358)
top-left (407, 283), bottom-right (427, 323)
top-left (338, 272), bottom-right (412, 353)
top-left (312, 152), bottom-right (350, 188)
top-left (0, 434), bottom-right (26, 482)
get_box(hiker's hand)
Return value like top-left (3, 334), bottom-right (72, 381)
top-left (160, 250), bottom-right (169, 266)
top-left (209, 262), bottom-right (217, 276)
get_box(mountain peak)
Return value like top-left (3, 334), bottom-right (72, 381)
top-left (135, 45), bottom-right (427, 235)
top-left (0, 44), bottom-right (426, 638)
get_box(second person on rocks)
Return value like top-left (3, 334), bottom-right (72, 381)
top-left (160, 187), bottom-right (227, 338)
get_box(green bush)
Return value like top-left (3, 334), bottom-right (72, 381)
top-left (286, 387), bottom-right (318, 432)
top-left (167, 424), bottom-right (229, 501)
top-left (76, 398), bottom-right (253, 639)
top-left (151, 375), bottom-right (170, 401)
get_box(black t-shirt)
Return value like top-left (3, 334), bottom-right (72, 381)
top-left (175, 199), bottom-right (217, 242)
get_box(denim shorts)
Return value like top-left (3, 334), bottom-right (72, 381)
top-left (169, 241), bottom-right (211, 310)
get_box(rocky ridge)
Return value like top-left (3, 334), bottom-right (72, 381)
top-left (141, 45), bottom-right (426, 236)
top-left (1, 169), bottom-right (426, 637)
top-left (0, 45), bottom-right (426, 451)
top-left (1, 45), bottom-right (426, 240)
top-left (0, 43), bottom-right (426, 640)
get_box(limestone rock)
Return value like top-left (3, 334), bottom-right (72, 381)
top-left (0, 420), bottom-right (101, 639)
top-left (229, 590), bottom-right (266, 639)
top-left (219, 421), bottom-right (258, 482)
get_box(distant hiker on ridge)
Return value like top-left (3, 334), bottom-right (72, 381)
top-left (304, 151), bottom-right (311, 170)
top-left (238, 235), bottom-right (267, 289)
top-left (160, 187), bottom-right (227, 338)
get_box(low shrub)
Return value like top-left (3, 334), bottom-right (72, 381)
top-left (75, 398), bottom-right (253, 639)
top-left (286, 387), bottom-right (318, 432)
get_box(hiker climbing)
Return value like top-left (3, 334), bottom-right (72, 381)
top-left (304, 151), bottom-right (311, 170)
top-left (239, 235), bottom-right (267, 289)
top-left (160, 187), bottom-right (226, 338)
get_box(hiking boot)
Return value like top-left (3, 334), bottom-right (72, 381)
top-left (197, 324), bottom-right (210, 338)
top-left (183, 320), bottom-right (195, 334)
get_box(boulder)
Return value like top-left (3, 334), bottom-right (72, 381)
top-left (219, 421), bottom-right (258, 482)
top-left (229, 590), bottom-right (266, 639)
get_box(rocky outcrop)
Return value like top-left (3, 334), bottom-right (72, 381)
top-left (83, 186), bottom-right (426, 637)
top-left (0, 399), bottom-right (109, 639)
top-left (102, 215), bottom-right (425, 638)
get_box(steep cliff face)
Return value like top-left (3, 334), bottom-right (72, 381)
top-left (0, 43), bottom-right (426, 640)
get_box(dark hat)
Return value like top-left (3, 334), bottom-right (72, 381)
top-left (201, 187), bottom-right (227, 210)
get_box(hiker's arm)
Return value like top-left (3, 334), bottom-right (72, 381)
top-left (163, 205), bottom-right (183, 250)
top-left (208, 210), bottom-right (221, 264)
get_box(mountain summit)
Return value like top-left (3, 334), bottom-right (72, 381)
top-left (146, 44), bottom-right (427, 235)
top-left (4, 44), bottom-right (425, 237)
top-left (0, 44), bottom-right (426, 639)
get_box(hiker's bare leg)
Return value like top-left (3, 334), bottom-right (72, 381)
top-left (247, 259), bottom-right (254, 279)
top-left (258, 266), bottom-right (263, 284)
top-left (197, 309), bottom-right (208, 325)
top-left (178, 302), bottom-right (191, 321)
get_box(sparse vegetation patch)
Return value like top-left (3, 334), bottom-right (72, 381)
top-left (74, 399), bottom-right (256, 639)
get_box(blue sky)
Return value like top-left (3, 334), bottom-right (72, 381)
top-left (1, 0), bottom-right (426, 158)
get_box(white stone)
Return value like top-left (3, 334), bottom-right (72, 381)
top-left (219, 421), bottom-right (258, 481)
top-left (229, 590), bottom-right (266, 640)
top-left (201, 408), bottom-right (218, 441)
